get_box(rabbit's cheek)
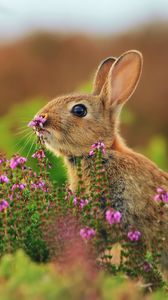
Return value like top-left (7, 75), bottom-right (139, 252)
top-left (44, 133), bottom-right (57, 151)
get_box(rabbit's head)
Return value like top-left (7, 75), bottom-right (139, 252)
top-left (33, 50), bottom-right (143, 157)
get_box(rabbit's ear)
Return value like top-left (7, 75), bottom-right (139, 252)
top-left (104, 50), bottom-right (143, 107)
top-left (93, 57), bottom-right (116, 95)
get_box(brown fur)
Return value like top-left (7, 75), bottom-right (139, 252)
top-left (35, 50), bottom-right (168, 273)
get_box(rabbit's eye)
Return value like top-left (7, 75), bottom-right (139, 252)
top-left (71, 104), bottom-right (87, 117)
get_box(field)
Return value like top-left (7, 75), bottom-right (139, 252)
top-left (0, 23), bottom-right (168, 299)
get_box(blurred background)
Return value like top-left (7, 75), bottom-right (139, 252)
top-left (0, 0), bottom-right (168, 182)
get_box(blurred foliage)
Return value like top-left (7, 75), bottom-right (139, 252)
top-left (0, 250), bottom-right (167, 300)
top-left (137, 136), bottom-right (168, 171)
top-left (145, 136), bottom-right (168, 171)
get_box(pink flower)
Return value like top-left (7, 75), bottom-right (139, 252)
top-left (73, 197), bottom-right (78, 205)
top-left (32, 150), bottom-right (45, 159)
top-left (10, 155), bottom-right (27, 169)
top-left (127, 230), bottom-right (141, 242)
top-left (0, 200), bottom-right (9, 212)
top-left (73, 197), bottom-right (88, 209)
top-left (0, 158), bottom-right (5, 164)
top-left (80, 199), bottom-right (89, 209)
top-left (12, 183), bottom-right (26, 191)
top-left (17, 157), bottom-right (27, 164)
top-left (0, 175), bottom-right (9, 183)
top-left (89, 141), bottom-right (106, 156)
top-left (80, 227), bottom-right (96, 240)
top-left (28, 115), bottom-right (47, 128)
top-left (89, 150), bottom-right (94, 156)
top-left (31, 180), bottom-right (47, 192)
top-left (105, 209), bottom-right (122, 225)
top-left (37, 181), bottom-right (45, 189)
top-left (31, 183), bottom-right (37, 189)
top-left (154, 187), bottom-right (168, 203)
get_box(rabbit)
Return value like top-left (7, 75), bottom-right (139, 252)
top-left (31, 50), bottom-right (168, 274)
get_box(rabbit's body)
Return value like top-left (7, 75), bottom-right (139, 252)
top-left (66, 141), bottom-right (168, 242)
top-left (66, 143), bottom-right (168, 275)
top-left (31, 50), bottom-right (168, 273)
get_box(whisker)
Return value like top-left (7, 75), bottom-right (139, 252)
top-left (17, 120), bottom-right (33, 124)
top-left (14, 128), bottom-right (31, 136)
top-left (14, 131), bottom-right (33, 148)
top-left (16, 134), bottom-right (34, 154)
top-left (26, 136), bottom-right (36, 158)
top-left (15, 124), bottom-right (32, 130)
top-left (16, 132), bottom-right (34, 154)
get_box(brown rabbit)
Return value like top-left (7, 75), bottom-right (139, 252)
top-left (31, 50), bottom-right (168, 272)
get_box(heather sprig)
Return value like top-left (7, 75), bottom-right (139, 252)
top-left (80, 227), bottom-right (96, 240)
top-left (28, 115), bottom-right (47, 129)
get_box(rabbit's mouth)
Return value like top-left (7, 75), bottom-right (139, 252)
top-left (35, 128), bottom-right (52, 145)
top-left (36, 127), bottom-right (60, 153)
top-left (28, 115), bottom-right (69, 155)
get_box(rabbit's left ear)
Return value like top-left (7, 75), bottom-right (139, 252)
top-left (103, 50), bottom-right (143, 107)
top-left (93, 57), bottom-right (116, 95)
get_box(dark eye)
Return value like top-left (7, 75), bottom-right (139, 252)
top-left (71, 104), bottom-right (87, 117)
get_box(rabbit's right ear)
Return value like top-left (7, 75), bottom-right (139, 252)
top-left (92, 57), bottom-right (116, 95)
top-left (102, 50), bottom-right (143, 108)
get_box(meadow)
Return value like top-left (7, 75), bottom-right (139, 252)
top-left (0, 129), bottom-right (168, 299)
top-left (0, 24), bottom-right (168, 299)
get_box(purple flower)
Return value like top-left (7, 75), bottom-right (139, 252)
top-left (89, 150), bottom-right (94, 156)
top-left (154, 187), bottom-right (168, 203)
top-left (12, 183), bottom-right (26, 191)
top-left (105, 209), bottom-right (122, 225)
top-left (143, 261), bottom-right (152, 272)
top-left (0, 158), bottom-right (5, 164)
top-left (32, 150), bottom-right (45, 159)
top-left (0, 200), bottom-right (9, 212)
top-left (17, 157), bottom-right (27, 164)
top-left (37, 181), bottom-right (45, 189)
top-left (80, 227), bottom-right (96, 240)
top-left (73, 197), bottom-right (88, 209)
top-left (89, 141), bottom-right (106, 156)
top-left (31, 180), bottom-right (47, 192)
top-left (0, 175), bottom-right (9, 184)
top-left (10, 155), bottom-right (27, 169)
top-left (80, 199), bottom-right (89, 209)
top-left (127, 230), bottom-right (141, 242)
top-left (73, 197), bottom-right (78, 205)
top-left (28, 115), bottom-right (47, 129)
top-left (31, 183), bottom-right (37, 189)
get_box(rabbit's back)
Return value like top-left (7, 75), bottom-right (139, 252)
top-left (104, 150), bottom-right (168, 243)
top-left (75, 149), bottom-right (168, 241)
